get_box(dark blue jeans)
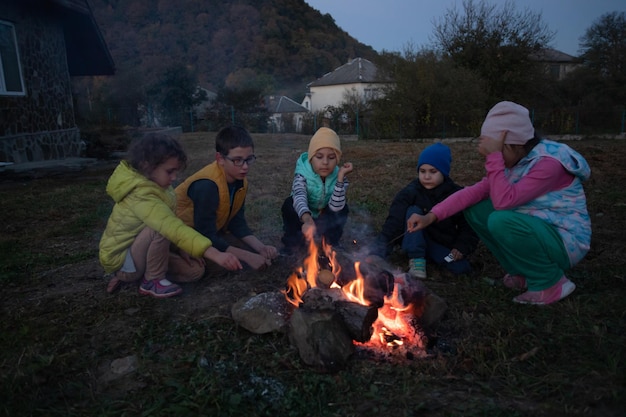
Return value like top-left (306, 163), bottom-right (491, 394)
top-left (402, 205), bottom-right (472, 275)
top-left (281, 196), bottom-right (349, 248)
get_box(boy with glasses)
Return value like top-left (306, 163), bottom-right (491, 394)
top-left (176, 125), bottom-right (278, 272)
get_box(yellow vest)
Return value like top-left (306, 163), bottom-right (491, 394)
top-left (175, 161), bottom-right (248, 231)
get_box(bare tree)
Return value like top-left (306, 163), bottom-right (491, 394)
top-left (370, 48), bottom-right (487, 139)
top-left (432, 0), bottom-right (554, 103)
top-left (579, 11), bottom-right (626, 83)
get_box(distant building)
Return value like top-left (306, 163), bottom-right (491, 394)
top-left (0, 0), bottom-right (114, 164)
top-left (265, 95), bottom-right (308, 133)
top-left (192, 86), bottom-right (217, 119)
top-left (530, 48), bottom-right (581, 81)
top-left (302, 58), bottom-right (391, 113)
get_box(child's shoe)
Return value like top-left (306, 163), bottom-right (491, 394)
top-left (513, 276), bottom-right (575, 305)
top-left (503, 274), bottom-right (527, 290)
top-left (139, 278), bottom-right (182, 298)
top-left (408, 258), bottom-right (427, 279)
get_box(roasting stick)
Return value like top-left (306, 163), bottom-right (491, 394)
top-left (387, 231), bottom-right (408, 245)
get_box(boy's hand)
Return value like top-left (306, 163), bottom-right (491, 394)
top-left (204, 247), bottom-right (242, 270)
top-left (241, 236), bottom-right (278, 263)
top-left (240, 252), bottom-right (271, 270)
top-left (259, 245), bottom-right (278, 261)
top-left (449, 248), bottom-right (463, 261)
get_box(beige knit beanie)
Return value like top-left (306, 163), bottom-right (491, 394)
top-left (480, 101), bottom-right (535, 145)
top-left (307, 127), bottom-right (342, 162)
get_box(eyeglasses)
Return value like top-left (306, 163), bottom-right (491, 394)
top-left (223, 154), bottom-right (257, 166)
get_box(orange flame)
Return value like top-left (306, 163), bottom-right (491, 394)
top-left (283, 227), bottom-right (341, 306)
top-left (341, 262), bottom-right (368, 305)
top-left (283, 233), bottom-right (425, 353)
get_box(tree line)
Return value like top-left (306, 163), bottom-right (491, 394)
top-left (76, 0), bottom-right (626, 139)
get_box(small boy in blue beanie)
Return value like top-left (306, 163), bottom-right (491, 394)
top-left (370, 143), bottom-right (478, 279)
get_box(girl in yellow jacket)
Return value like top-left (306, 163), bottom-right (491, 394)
top-left (99, 133), bottom-right (242, 298)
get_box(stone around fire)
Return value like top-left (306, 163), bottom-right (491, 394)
top-left (231, 291), bottom-right (293, 334)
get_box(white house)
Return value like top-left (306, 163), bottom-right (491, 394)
top-left (302, 58), bottom-right (391, 113)
top-left (193, 86), bottom-right (218, 118)
top-left (265, 95), bottom-right (309, 133)
top-left (530, 48), bottom-right (581, 81)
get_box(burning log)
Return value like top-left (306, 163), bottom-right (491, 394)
top-left (301, 288), bottom-right (378, 343)
top-left (356, 259), bottom-right (395, 308)
top-left (288, 308), bottom-right (354, 372)
top-left (230, 244), bottom-right (448, 371)
top-left (278, 235), bottom-right (447, 370)
top-left (289, 287), bottom-right (378, 370)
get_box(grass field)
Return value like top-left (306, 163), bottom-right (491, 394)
top-left (0, 132), bottom-right (624, 416)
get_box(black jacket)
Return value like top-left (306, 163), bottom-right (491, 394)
top-left (373, 177), bottom-right (478, 257)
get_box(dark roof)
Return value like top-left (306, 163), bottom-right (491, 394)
top-left (265, 96), bottom-right (308, 113)
top-left (52, 0), bottom-right (115, 76)
top-left (530, 48), bottom-right (578, 63)
top-left (307, 58), bottom-right (387, 87)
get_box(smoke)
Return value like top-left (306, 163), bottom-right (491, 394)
top-left (342, 204), bottom-right (385, 262)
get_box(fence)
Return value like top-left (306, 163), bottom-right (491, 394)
top-left (93, 106), bottom-right (626, 139)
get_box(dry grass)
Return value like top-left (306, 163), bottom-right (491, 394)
top-left (0, 132), bottom-right (624, 416)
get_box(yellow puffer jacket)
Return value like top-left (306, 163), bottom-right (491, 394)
top-left (99, 161), bottom-right (213, 274)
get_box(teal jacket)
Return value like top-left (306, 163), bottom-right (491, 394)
top-left (294, 152), bottom-right (339, 218)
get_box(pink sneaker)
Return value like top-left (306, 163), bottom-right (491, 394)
top-left (513, 276), bottom-right (575, 305)
top-left (139, 278), bottom-right (182, 298)
top-left (503, 274), bottom-right (527, 290)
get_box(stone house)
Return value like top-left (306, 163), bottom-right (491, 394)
top-left (0, 0), bottom-right (114, 164)
top-left (301, 57), bottom-right (391, 114)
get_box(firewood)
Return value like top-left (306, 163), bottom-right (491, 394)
top-left (300, 288), bottom-right (378, 343)
top-left (333, 300), bottom-right (378, 343)
top-left (288, 308), bottom-right (354, 371)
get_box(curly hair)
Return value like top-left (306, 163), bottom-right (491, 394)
top-left (127, 133), bottom-right (188, 176)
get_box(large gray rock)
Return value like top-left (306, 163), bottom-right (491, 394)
top-left (231, 291), bottom-right (293, 334)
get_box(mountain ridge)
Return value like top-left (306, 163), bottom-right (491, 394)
top-left (89, 0), bottom-right (380, 97)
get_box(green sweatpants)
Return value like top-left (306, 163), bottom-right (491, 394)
top-left (464, 199), bottom-right (570, 291)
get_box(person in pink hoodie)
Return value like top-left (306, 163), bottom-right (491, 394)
top-left (407, 101), bottom-right (591, 305)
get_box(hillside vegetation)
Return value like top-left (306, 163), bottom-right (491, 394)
top-left (91, 0), bottom-right (378, 93)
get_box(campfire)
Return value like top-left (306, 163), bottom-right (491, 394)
top-left (281, 229), bottom-right (437, 369)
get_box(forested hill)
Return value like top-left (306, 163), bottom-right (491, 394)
top-left (90, 0), bottom-right (379, 94)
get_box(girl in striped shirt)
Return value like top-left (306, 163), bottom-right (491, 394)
top-left (281, 127), bottom-right (353, 253)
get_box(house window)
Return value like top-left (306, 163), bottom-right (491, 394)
top-left (0, 20), bottom-right (25, 96)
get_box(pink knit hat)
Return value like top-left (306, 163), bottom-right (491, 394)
top-left (480, 101), bottom-right (535, 145)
